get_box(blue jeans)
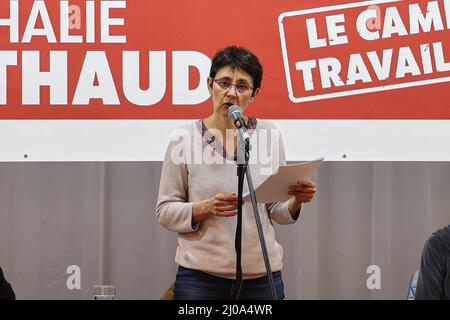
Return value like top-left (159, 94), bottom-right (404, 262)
top-left (173, 266), bottom-right (285, 300)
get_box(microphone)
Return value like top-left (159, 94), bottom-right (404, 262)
top-left (227, 105), bottom-right (245, 129)
top-left (228, 104), bottom-right (250, 147)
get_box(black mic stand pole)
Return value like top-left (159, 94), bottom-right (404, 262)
top-left (232, 125), bottom-right (277, 300)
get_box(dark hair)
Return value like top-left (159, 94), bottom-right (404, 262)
top-left (209, 46), bottom-right (263, 94)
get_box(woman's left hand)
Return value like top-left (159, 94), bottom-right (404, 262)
top-left (287, 179), bottom-right (316, 204)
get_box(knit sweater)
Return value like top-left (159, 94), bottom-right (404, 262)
top-left (155, 118), bottom-right (300, 279)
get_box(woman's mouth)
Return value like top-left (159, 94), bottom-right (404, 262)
top-left (222, 102), bottom-right (234, 109)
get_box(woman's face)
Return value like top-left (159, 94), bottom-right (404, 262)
top-left (207, 66), bottom-right (259, 117)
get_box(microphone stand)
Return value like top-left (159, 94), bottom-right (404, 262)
top-left (232, 124), bottom-right (277, 300)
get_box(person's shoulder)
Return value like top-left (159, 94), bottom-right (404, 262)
top-left (253, 118), bottom-right (279, 130)
top-left (431, 224), bottom-right (450, 251)
top-left (424, 224), bottom-right (450, 254)
top-left (168, 120), bottom-right (198, 139)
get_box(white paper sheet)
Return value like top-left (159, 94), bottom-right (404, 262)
top-left (243, 157), bottom-right (324, 203)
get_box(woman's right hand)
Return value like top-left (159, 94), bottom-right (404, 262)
top-left (206, 192), bottom-right (238, 217)
top-left (192, 192), bottom-right (238, 224)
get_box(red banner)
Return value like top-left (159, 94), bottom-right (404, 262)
top-left (0, 0), bottom-right (449, 119)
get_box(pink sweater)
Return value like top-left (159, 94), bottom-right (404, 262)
top-left (155, 119), bottom-right (300, 279)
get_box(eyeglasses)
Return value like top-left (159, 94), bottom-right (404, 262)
top-left (214, 79), bottom-right (254, 94)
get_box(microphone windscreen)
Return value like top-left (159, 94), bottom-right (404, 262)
top-left (227, 105), bottom-right (242, 121)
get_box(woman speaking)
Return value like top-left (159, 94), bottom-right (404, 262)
top-left (156, 46), bottom-right (316, 300)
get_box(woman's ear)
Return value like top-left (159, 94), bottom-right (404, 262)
top-left (207, 77), bottom-right (213, 95)
top-left (250, 88), bottom-right (259, 102)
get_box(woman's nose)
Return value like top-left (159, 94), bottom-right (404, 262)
top-left (225, 85), bottom-right (238, 97)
